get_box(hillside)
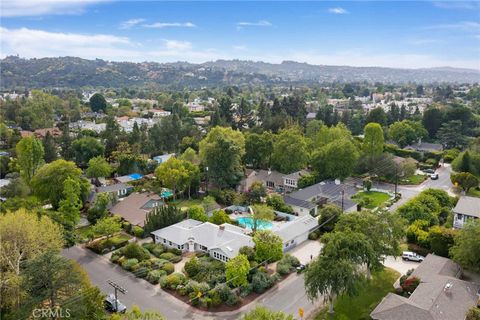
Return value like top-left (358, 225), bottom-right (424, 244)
top-left (1, 56), bottom-right (479, 89)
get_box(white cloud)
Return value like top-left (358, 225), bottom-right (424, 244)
top-left (1, 0), bottom-right (108, 17)
top-left (1, 27), bottom-right (478, 69)
top-left (328, 7), bottom-right (348, 14)
top-left (120, 18), bottom-right (145, 30)
top-left (163, 40), bottom-right (192, 51)
top-left (232, 45), bottom-right (247, 51)
top-left (432, 1), bottom-right (480, 10)
top-left (426, 21), bottom-right (480, 32)
top-left (236, 20), bottom-right (272, 30)
top-left (142, 22), bottom-right (196, 29)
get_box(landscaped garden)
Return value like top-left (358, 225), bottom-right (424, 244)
top-left (351, 191), bottom-right (391, 209)
top-left (314, 268), bottom-right (400, 320)
top-left (86, 233), bottom-right (132, 254)
top-left (110, 242), bottom-right (183, 282)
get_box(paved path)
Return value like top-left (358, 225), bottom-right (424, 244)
top-left (62, 246), bottom-right (323, 320)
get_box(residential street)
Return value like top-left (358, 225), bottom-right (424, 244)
top-left (62, 246), bottom-right (323, 320)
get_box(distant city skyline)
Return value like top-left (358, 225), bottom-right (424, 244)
top-left (1, 0), bottom-right (479, 69)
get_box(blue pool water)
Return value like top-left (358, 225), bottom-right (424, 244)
top-left (161, 190), bottom-right (173, 198)
top-left (129, 173), bottom-right (143, 180)
top-left (237, 217), bottom-right (273, 230)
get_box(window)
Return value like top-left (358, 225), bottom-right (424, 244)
top-left (169, 241), bottom-right (172, 246)
top-left (266, 181), bottom-right (274, 188)
top-left (177, 245), bottom-right (181, 249)
top-left (163, 239), bottom-right (166, 244)
top-left (457, 214), bottom-right (463, 220)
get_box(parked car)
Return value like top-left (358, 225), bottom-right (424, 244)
top-left (296, 264), bottom-right (307, 273)
top-left (105, 294), bottom-right (127, 313)
top-left (430, 173), bottom-right (439, 180)
top-left (423, 169), bottom-right (435, 174)
top-left (402, 251), bottom-right (425, 262)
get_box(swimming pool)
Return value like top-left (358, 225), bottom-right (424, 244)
top-left (237, 217), bottom-right (273, 230)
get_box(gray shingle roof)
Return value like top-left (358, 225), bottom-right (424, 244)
top-left (453, 196), bottom-right (480, 218)
top-left (371, 254), bottom-right (480, 320)
top-left (283, 195), bottom-right (317, 210)
top-left (151, 220), bottom-right (254, 259)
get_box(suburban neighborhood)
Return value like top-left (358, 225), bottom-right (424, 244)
top-left (1, 1), bottom-right (480, 320)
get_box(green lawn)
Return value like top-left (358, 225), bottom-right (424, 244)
top-left (169, 198), bottom-right (205, 210)
top-left (315, 268), bottom-right (400, 320)
top-left (399, 174), bottom-right (427, 185)
top-left (351, 191), bottom-right (391, 209)
top-left (75, 225), bottom-right (95, 242)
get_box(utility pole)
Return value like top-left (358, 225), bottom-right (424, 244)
top-left (341, 189), bottom-right (345, 212)
top-left (107, 280), bottom-right (127, 312)
top-left (394, 166), bottom-right (398, 196)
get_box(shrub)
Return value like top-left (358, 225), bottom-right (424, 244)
top-left (160, 273), bottom-right (186, 290)
top-left (184, 256), bottom-right (200, 277)
top-left (215, 284), bottom-right (236, 303)
top-left (167, 248), bottom-right (182, 255)
top-left (276, 263), bottom-right (291, 275)
top-left (208, 288), bottom-right (222, 307)
top-left (162, 262), bottom-right (175, 275)
top-left (159, 252), bottom-right (176, 261)
top-left (110, 253), bottom-right (121, 263)
top-left (401, 276), bottom-right (420, 294)
top-left (239, 246), bottom-right (255, 261)
top-left (86, 235), bottom-right (130, 254)
top-left (135, 267), bottom-right (149, 278)
top-left (146, 269), bottom-right (167, 284)
top-left (239, 283), bottom-right (253, 298)
top-left (308, 231), bottom-right (319, 240)
top-left (251, 271), bottom-right (274, 293)
top-left (150, 258), bottom-right (169, 270)
top-left (122, 258), bottom-right (139, 271)
top-left (132, 226), bottom-right (144, 238)
top-left (122, 243), bottom-right (150, 261)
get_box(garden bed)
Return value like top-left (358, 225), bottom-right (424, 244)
top-left (86, 233), bottom-right (132, 254)
top-left (110, 242), bottom-right (183, 282)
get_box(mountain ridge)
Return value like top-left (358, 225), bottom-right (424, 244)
top-left (1, 55), bottom-right (479, 89)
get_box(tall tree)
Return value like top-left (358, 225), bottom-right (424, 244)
top-left (450, 220), bottom-right (480, 272)
top-left (42, 131), bottom-right (57, 163)
top-left (155, 157), bottom-right (192, 199)
top-left (225, 254), bottom-right (250, 287)
top-left (422, 107), bottom-right (444, 138)
top-left (304, 253), bottom-right (360, 314)
top-left (16, 136), bottom-right (44, 183)
top-left (363, 122), bottom-right (384, 157)
top-left (0, 209), bottom-right (64, 310)
top-left (437, 120), bottom-right (468, 149)
top-left (253, 230), bottom-right (283, 263)
top-left (365, 107), bottom-right (387, 127)
top-left (72, 137), bottom-right (105, 167)
top-left (335, 210), bottom-right (405, 278)
top-left (89, 93), bottom-right (107, 113)
top-left (58, 177), bottom-right (83, 227)
top-left (199, 126), bottom-right (245, 188)
top-left (251, 204), bottom-right (274, 233)
top-left (31, 159), bottom-right (90, 209)
top-left (244, 132), bottom-right (273, 169)
top-left (311, 139), bottom-right (359, 181)
top-left (271, 127), bottom-right (308, 173)
top-left (86, 156), bottom-right (112, 178)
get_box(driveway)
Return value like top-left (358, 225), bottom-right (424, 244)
top-left (383, 256), bottom-right (420, 275)
top-left (63, 246), bottom-right (323, 319)
top-left (288, 240), bottom-right (323, 265)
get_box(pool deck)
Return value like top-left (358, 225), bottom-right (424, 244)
top-left (232, 212), bottom-right (286, 231)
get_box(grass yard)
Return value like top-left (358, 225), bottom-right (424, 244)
top-left (169, 198), bottom-right (204, 210)
top-left (351, 191), bottom-right (391, 209)
top-left (315, 268), bottom-right (400, 320)
top-left (399, 174), bottom-right (427, 185)
top-left (467, 187), bottom-right (480, 198)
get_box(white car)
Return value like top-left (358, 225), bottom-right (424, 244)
top-left (105, 294), bottom-right (127, 313)
top-left (430, 173), bottom-right (439, 180)
top-left (402, 251), bottom-right (425, 262)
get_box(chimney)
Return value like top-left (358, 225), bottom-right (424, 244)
top-left (219, 225), bottom-right (225, 231)
top-left (268, 168), bottom-right (271, 175)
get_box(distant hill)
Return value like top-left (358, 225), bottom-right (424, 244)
top-left (1, 56), bottom-right (479, 89)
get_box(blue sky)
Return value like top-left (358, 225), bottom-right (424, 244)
top-left (1, 1), bottom-right (479, 69)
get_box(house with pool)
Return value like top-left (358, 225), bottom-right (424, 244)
top-left (150, 213), bottom-right (318, 262)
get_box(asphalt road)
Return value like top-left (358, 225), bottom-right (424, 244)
top-left (62, 246), bottom-right (322, 320)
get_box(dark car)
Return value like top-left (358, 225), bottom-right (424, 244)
top-left (423, 169), bottom-right (435, 174)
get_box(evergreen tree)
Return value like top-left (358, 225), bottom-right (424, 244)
top-left (42, 131), bottom-right (57, 163)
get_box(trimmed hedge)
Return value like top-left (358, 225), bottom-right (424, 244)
top-left (87, 234), bottom-right (130, 254)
